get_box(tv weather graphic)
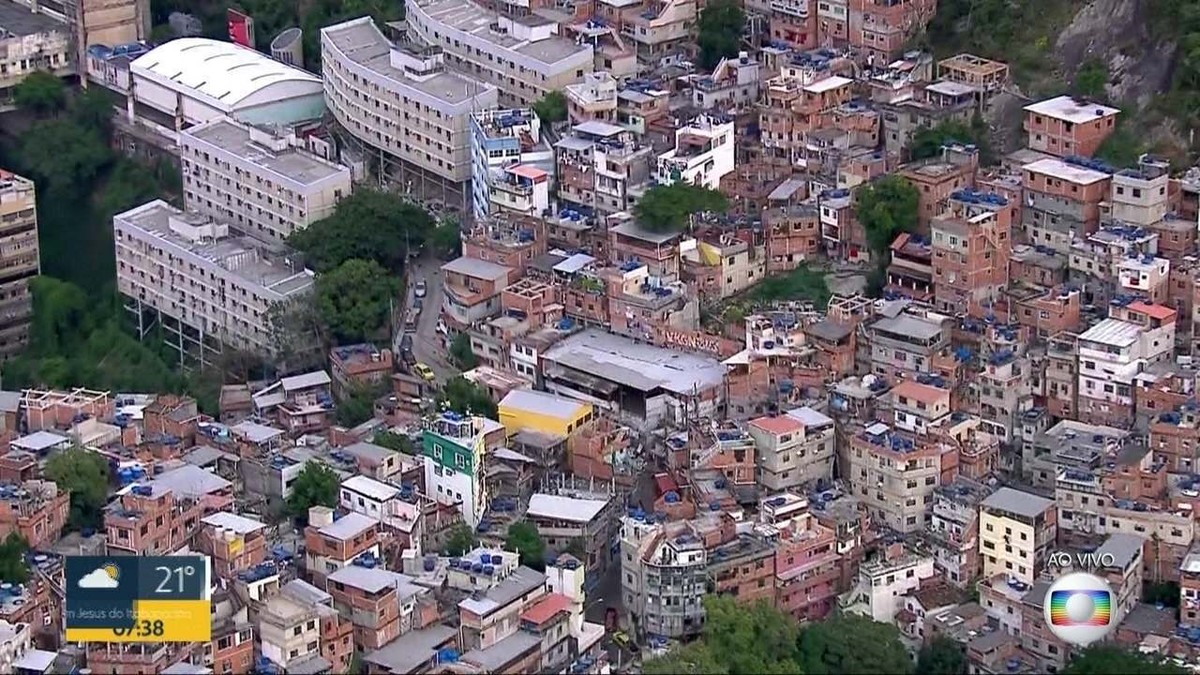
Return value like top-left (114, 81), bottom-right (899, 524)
top-left (1044, 572), bottom-right (1118, 646)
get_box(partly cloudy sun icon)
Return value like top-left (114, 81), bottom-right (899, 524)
top-left (78, 564), bottom-right (121, 589)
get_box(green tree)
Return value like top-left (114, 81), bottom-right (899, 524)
top-left (286, 462), bottom-right (340, 520)
top-left (429, 216), bottom-right (463, 259)
top-left (336, 384), bottom-right (382, 427)
top-left (315, 259), bottom-right (399, 344)
top-left (449, 332), bottom-right (478, 370)
top-left (634, 182), bottom-right (729, 233)
top-left (44, 448), bottom-right (110, 531)
top-left (439, 376), bottom-right (498, 419)
top-left (1095, 122), bottom-right (1146, 169)
top-left (917, 636), bottom-right (967, 675)
top-left (504, 521), bottom-right (547, 570)
top-left (0, 533), bottom-right (29, 584)
top-left (1074, 60), bottom-right (1110, 99)
top-left (533, 90), bottom-right (567, 124)
top-left (97, 160), bottom-right (168, 218)
top-left (12, 71), bottom-right (67, 117)
top-left (1144, 580), bottom-right (1181, 608)
top-left (798, 614), bottom-right (913, 675)
top-left (266, 298), bottom-right (327, 374)
top-left (443, 522), bottom-right (477, 556)
top-left (373, 431), bottom-right (415, 454)
top-left (856, 175), bottom-right (920, 257)
top-left (697, 0), bottom-right (745, 70)
top-left (750, 264), bottom-right (831, 306)
top-left (289, 190), bottom-right (432, 273)
top-left (1063, 646), bottom-right (1187, 674)
top-left (645, 596), bottom-right (802, 674)
top-left (18, 119), bottom-right (113, 200)
top-left (910, 120), bottom-right (975, 160)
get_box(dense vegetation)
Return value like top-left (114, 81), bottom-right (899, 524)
top-left (285, 462), bottom-right (341, 521)
top-left (533, 91), bottom-right (567, 124)
top-left (635, 182), bottom-right (729, 233)
top-left (449, 333), bottom-right (479, 370)
top-left (696, 0), bottom-right (746, 71)
top-left (439, 377), bottom-right (499, 419)
top-left (910, 117), bottom-right (994, 165)
top-left (1063, 646), bottom-right (1188, 674)
top-left (45, 449), bottom-right (111, 531)
top-left (750, 265), bottom-right (831, 307)
top-left (0, 533), bottom-right (29, 583)
top-left (856, 175), bottom-right (920, 294)
top-left (504, 521), bottom-right (547, 570)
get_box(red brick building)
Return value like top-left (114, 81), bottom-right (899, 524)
top-left (1023, 96), bottom-right (1120, 158)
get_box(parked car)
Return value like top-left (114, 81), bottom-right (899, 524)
top-left (414, 280), bottom-right (428, 298)
top-left (414, 363), bottom-right (436, 381)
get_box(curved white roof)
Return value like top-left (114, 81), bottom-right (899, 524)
top-left (131, 37), bottom-right (322, 112)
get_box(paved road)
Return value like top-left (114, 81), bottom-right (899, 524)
top-left (396, 256), bottom-right (457, 383)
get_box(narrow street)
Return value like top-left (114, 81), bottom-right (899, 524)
top-left (395, 255), bottom-right (458, 383)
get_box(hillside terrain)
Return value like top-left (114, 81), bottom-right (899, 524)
top-left (925, 0), bottom-right (1200, 164)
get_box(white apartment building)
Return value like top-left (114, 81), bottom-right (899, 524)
top-left (321, 17), bottom-right (499, 210)
top-left (0, 5), bottom-right (70, 91)
top-left (1077, 317), bottom-right (1168, 419)
top-left (979, 487), bottom-right (1056, 586)
top-left (691, 53), bottom-right (761, 110)
top-left (113, 200), bottom-right (315, 363)
top-left (656, 114), bottom-right (735, 190)
top-left (0, 170), bottom-right (40, 359)
top-left (556, 120), bottom-right (653, 214)
top-left (179, 118), bottom-right (352, 242)
top-left (565, 71), bottom-right (618, 124)
top-left (841, 546), bottom-right (936, 622)
top-left (259, 579), bottom-right (341, 669)
top-left (748, 407), bottom-right (835, 492)
top-left (469, 108), bottom-right (555, 220)
top-left (405, 0), bottom-right (594, 107)
top-left (619, 515), bottom-right (708, 639)
top-left (1108, 156), bottom-right (1170, 227)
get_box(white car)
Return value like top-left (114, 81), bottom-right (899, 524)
top-left (436, 319), bottom-right (447, 335)
top-left (414, 281), bottom-right (428, 298)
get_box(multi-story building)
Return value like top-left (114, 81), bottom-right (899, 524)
top-left (0, 171), bottom-right (39, 358)
top-left (321, 17), bottom-right (500, 210)
top-left (498, 389), bottom-right (594, 438)
top-left (0, 480), bottom-right (68, 549)
top-left (565, 71), bottom-right (618, 125)
top-left (846, 422), bottom-right (957, 533)
top-left (113, 200), bottom-right (314, 363)
top-left (927, 478), bottom-right (990, 586)
top-left (691, 53), bottom-right (762, 110)
top-left (252, 370), bottom-right (336, 435)
top-left (469, 108), bottom-right (554, 220)
top-left (592, 0), bottom-right (696, 68)
top-left (930, 191), bottom-right (1012, 314)
top-left (1021, 157), bottom-right (1111, 253)
top-left (619, 515), bottom-right (708, 639)
top-left (841, 542), bottom-right (936, 622)
top-left (748, 407), bottom-right (836, 491)
top-left (1077, 313), bottom-right (1172, 427)
top-left (260, 579), bottom-right (353, 672)
top-left (978, 487), bottom-right (1057, 586)
top-left (1107, 156), bottom-right (1170, 227)
top-left (0, 5), bottom-right (70, 92)
top-left (681, 231), bottom-right (765, 300)
top-left (526, 493), bottom-right (617, 577)
top-left (867, 309), bottom-right (950, 379)
top-left (11, 0), bottom-right (149, 75)
top-left (1023, 95), bottom-right (1120, 158)
top-left (773, 499), bottom-right (842, 622)
top-left (302, 507), bottom-right (381, 586)
top-left (556, 120), bottom-right (653, 215)
top-left (328, 565), bottom-right (425, 650)
top-left (329, 344), bottom-right (394, 398)
top-left (196, 511), bottom-right (268, 580)
top-left (899, 145), bottom-right (978, 229)
top-left (441, 256), bottom-right (518, 331)
top-left (421, 411), bottom-right (504, 527)
top-left (105, 465), bottom-right (234, 554)
top-left (406, 0), bottom-right (593, 106)
top-left (178, 117), bottom-right (352, 242)
top-left (656, 114), bottom-right (736, 190)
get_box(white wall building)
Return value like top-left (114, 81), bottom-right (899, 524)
top-left (405, 0), bottom-right (593, 106)
top-left (128, 38), bottom-right (326, 130)
top-left (619, 515), bottom-right (708, 639)
top-left (656, 115), bottom-right (735, 190)
top-left (842, 548), bottom-right (936, 622)
top-left (321, 17), bottom-right (497, 211)
top-left (1077, 318), bottom-right (1157, 413)
top-left (0, 6), bottom-right (70, 91)
top-left (113, 200), bottom-right (314, 362)
top-left (179, 117), bottom-right (352, 242)
top-left (469, 109), bottom-right (555, 220)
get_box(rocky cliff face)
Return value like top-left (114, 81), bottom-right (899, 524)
top-left (1053, 0), bottom-right (1178, 109)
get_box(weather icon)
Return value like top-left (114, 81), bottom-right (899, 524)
top-left (78, 563), bottom-right (121, 589)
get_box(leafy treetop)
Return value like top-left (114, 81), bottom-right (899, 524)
top-left (634, 182), bottom-right (729, 233)
top-left (797, 614), bottom-right (914, 675)
top-left (533, 90), bottom-right (568, 124)
top-left (644, 596), bottom-right (802, 674)
top-left (289, 190), bottom-right (432, 274)
top-left (440, 377), bottom-right (499, 419)
top-left (0, 533), bottom-right (30, 584)
top-left (13, 71), bottom-right (67, 117)
top-left (314, 258), bottom-right (399, 344)
top-left (855, 175), bottom-right (920, 256)
top-left (697, 0), bottom-right (746, 71)
top-left (504, 521), bottom-right (547, 570)
top-left (286, 462), bottom-right (340, 521)
top-left (916, 636), bottom-right (967, 675)
top-left (45, 448), bottom-right (110, 531)
top-left (1063, 646), bottom-right (1188, 674)
top-left (449, 332), bottom-right (479, 370)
